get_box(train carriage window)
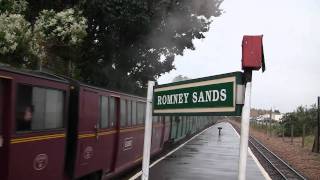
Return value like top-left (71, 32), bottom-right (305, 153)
top-left (142, 103), bottom-right (146, 124)
top-left (120, 99), bottom-right (126, 127)
top-left (44, 89), bottom-right (63, 129)
top-left (109, 97), bottom-right (116, 127)
top-left (132, 101), bottom-right (137, 126)
top-left (127, 100), bottom-right (132, 126)
top-left (16, 85), bottom-right (64, 131)
top-left (165, 116), bottom-right (170, 124)
top-left (137, 102), bottom-right (144, 125)
top-left (153, 116), bottom-right (159, 123)
top-left (100, 96), bottom-right (109, 128)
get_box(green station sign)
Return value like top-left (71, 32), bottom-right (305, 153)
top-left (153, 72), bottom-right (244, 116)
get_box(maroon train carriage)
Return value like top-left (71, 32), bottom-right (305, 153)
top-left (0, 66), bottom-right (171, 180)
top-left (67, 81), bottom-right (167, 179)
top-left (0, 66), bottom-right (215, 180)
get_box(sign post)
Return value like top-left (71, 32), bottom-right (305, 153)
top-left (238, 35), bottom-right (265, 180)
top-left (238, 70), bottom-right (252, 180)
top-left (141, 81), bottom-right (155, 180)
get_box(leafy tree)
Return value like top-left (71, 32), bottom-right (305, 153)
top-left (281, 105), bottom-right (317, 137)
top-left (1, 0), bottom-right (223, 95)
top-left (0, 0), bottom-right (28, 14)
top-left (172, 75), bottom-right (190, 82)
top-left (0, 0), bottom-right (38, 68)
top-left (33, 8), bottom-right (87, 75)
top-left (77, 0), bottom-right (223, 94)
top-left (0, 0), bottom-right (87, 75)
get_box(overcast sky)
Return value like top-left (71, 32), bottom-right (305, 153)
top-left (157, 0), bottom-right (320, 113)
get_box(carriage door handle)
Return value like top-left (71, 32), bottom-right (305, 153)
top-left (94, 125), bottom-right (99, 140)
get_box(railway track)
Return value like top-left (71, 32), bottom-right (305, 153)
top-left (231, 123), bottom-right (306, 180)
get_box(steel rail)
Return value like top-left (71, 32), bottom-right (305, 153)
top-left (249, 137), bottom-right (287, 179)
top-left (231, 123), bottom-right (306, 180)
top-left (249, 137), bottom-right (306, 180)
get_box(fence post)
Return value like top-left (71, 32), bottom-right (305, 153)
top-left (302, 124), bottom-right (306, 148)
top-left (270, 122), bottom-right (273, 137)
top-left (291, 124), bottom-right (294, 145)
top-left (265, 121), bottom-right (268, 135)
top-left (282, 124), bottom-right (284, 141)
top-left (269, 109), bottom-right (272, 137)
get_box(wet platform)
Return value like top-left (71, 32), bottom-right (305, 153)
top-left (147, 122), bottom-right (268, 180)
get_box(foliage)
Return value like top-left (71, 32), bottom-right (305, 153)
top-left (0, 1), bottom-right (88, 74)
top-left (0, 0), bottom-right (28, 14)
top-left (77, 0), bottom-right (223, 94)
top-left (34, 8), bottom-right (87, 46)
top-left (0, 0), bottom-right (223, 95)
top-left (0, 12), bottom-right (38, 68)
top-left (33, 8), bottom-right (87, 75)
top-left (0, 13), bottom-right (30, 54)
top-left (281, 105), bottom-right (317, 136)
top-left (172, 75), bottom-right (190, 82)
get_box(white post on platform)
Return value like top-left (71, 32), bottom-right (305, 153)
top-left (238, 71), bottom-right (252, 180)
top-left (142, 81), bottom-right (155, 180)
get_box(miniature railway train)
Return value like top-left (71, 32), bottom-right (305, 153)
top-left (0, 66), bottom-right (216, 180)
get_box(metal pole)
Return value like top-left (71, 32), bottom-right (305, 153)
top-left (238, 70), bottom-right (252, 180)
top-left (141, 81), bottom-right (155, 180)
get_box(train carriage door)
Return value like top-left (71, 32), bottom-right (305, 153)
top-left (99, 95), bottom-right (119, 174)
top-left (110, 96), bottom-right (120, 171)
top-left (75, 88), bottom-right (101, 178)
top-left (75, 88), bottom-right (120, 178)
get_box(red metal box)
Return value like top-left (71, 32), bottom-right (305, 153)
top-left (241, 35), bottom-right (265, 71)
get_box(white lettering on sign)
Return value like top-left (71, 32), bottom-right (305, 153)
top-left (123, 137), bottom-right (133, 151)
top-left (220, 89), bottom-right (227, 101)
top-left (192, 89), bottom-right (226, 103)
top-left (33, 154), bottom-right (48, 171)
top-left (157, 89), bottom-right (228, 105)
top-left (157, 93), bottom-right (189, 105)
top-left (183, 93), bottom-right (189, 103)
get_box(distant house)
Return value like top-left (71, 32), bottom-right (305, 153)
top-left (253, 113), bottom-right (283, 122)
top-left (250, 108), bottom-right (283, 122)
top-left (272, 113), bottom-right (283, 122)
top-left (262, 114), bottom-right (270, 119)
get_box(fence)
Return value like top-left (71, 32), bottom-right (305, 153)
top-left (250, 120), bottom-right (316, 150)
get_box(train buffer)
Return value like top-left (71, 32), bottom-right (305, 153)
top-left (132, 122), bottom-right (270, 180)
